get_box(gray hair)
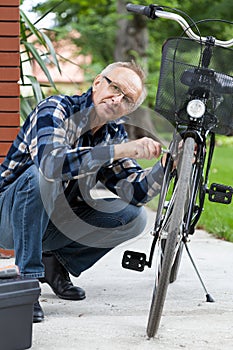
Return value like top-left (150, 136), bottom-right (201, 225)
top-left (100, 61), bottom-right (147, 111)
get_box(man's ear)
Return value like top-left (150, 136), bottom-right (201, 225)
top-left (92, 74), bottom-right (102, 92)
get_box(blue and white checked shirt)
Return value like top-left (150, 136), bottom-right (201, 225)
top-left (0, 88), bottom-right (164, 206)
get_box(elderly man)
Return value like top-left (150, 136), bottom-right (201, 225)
top-left (0, 61), bottom-right (164, 322)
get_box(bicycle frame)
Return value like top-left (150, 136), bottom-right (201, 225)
top-left (148, 130), bottom-right (212, 258)
top-left (122, 2), bottom-right (233, 339)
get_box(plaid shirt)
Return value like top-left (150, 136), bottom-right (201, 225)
top-left (0, 88), bottom-right (164, 206)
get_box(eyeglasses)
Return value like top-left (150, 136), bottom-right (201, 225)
top-left (103, 76), bottom-right (136, 111)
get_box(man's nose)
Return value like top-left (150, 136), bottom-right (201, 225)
top-left (111, 94), bottom-right (124, 104)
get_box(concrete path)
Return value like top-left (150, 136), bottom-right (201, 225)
top-left (1, 208), bottom-right (233, 349)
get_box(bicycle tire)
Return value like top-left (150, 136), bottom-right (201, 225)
top-left (147, 137), bottom-right (195, 338)
top-left (159, 238), bottom-right (184, 284)
top-left (169, 241), bottom-right (184, 283)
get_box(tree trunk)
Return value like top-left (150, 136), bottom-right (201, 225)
top-left (114, 0), bottom-right (157, 140)
top-left (114, 0), bottom-right (148, 64)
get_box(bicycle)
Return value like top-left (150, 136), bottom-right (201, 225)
top-left (121, 3), bottom-right (233, 338)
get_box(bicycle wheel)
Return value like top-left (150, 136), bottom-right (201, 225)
top-left (147, 137), bottom-right (195, 338)
top-left (169, 241), bottom-right (184, 283)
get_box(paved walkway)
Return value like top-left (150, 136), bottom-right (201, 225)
top-left (1, 208), bottom-right (233, 349)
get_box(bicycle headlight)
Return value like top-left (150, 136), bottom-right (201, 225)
top-left (187, 99), bottom-right (205, 119)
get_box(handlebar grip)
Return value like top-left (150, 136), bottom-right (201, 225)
top-left (126, 3), bottom-right (153, 17)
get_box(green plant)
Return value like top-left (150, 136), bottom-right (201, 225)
top-left (20, 9), bottom-right (61, 119)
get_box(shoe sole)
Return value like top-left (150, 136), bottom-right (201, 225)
top-left (56, 294), bottom-right (86, 301)
top-left (33, 316), bottom-right (44, 323)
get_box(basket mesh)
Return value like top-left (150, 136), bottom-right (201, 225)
top-left (155, 37), bottom-right (233, 135)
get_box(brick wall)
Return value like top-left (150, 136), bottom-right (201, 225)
top-left (0, 0), bottom-right (20, 164)
top-left (0, 0), bottom-right (20, 258)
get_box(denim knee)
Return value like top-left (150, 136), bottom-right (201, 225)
top-left (129, 205), bottom-right (147, 236)
top-left (76, 205), bottom-right (147, 249)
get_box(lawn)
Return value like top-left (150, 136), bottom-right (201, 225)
top-left (138, 139), bottom-right (233, 242)
top-left (198, 143), bottom-right (233, 242)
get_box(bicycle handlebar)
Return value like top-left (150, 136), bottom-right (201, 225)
top-left (126, 3), bottom-right (233, 48)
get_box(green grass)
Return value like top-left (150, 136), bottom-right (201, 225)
top-left (138, 140), bottom-right (233, 242)
top-left (198, 144), bottom-right (233, 241)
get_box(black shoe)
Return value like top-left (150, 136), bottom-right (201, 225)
top-left (33, 300), bottom-right (44, 323)
top-left (39, 252), bottom-right (86, 301)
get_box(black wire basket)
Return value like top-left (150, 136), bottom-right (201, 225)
top-left (155, 37), bottom-right (233, 135)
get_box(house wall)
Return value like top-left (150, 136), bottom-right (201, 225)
top-left (0, 0), bottom-right (20, 257)
top-left (0, 0), bottom-right (20, 164)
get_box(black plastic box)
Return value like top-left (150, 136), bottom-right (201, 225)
top-left (0, 278), bottom-right (40, 350)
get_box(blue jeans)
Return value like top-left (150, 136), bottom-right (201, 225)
top-left (0, 165), bottom-right (147, 278)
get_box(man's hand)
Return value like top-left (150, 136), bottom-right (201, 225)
top-left (114, 137), bottom-right (162, 160)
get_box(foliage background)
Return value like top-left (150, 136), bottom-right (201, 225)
top-left (32, 0), bottom-right (233, 104)
top-left (21, 0), bottom-right (233, 241)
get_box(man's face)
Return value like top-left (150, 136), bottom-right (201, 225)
top-left (92, 67), bottom-right (143, 123)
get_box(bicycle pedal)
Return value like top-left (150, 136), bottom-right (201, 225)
top-left (208, 183), bottom-right (233, 204)
top-left (122, 250), bottom-right (147, 272)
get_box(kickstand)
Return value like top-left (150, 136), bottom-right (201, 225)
top-left (184, 239), bottom-right (215, 302)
